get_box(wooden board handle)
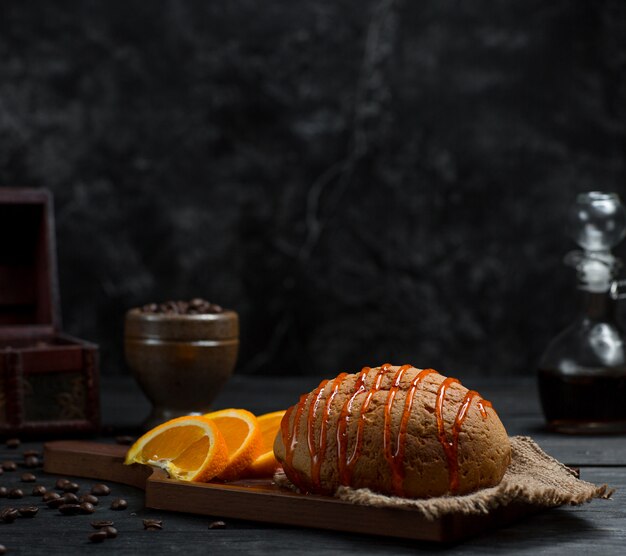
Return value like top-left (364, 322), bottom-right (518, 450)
top-left (44, 440), bottom-right (152, 489)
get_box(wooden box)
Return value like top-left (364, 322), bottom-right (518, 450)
top-left (0, 188), bottom-right (99, 436)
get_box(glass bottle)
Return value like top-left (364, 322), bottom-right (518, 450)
top-left (538, 191), bottom-right (626, 434)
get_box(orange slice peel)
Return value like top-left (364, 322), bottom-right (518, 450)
top-left (203, 408), bottom-right (262, 481)
top-left (241, 410), bottom-right (286, 478)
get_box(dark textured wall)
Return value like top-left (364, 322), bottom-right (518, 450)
top-left (1, 0), bottom-right (625, 376)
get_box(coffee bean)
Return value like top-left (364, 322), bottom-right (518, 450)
top-left (80, 494), bottom-right (99, 505)
top-left (24, 455), bottom-right (40, 468)
top-left (208, 520), bottom-right (226, 529)
top-left (43, 491), bottom-right (61, 502)
top-left (159, 302), bottom-right (175, 313)
top-left (63, 493), bottom-right (79, 504)
top-left (55, 478), bottom-right (70, 490)
top-left (0, 507), bottom-right (18, 523)
top-left (88, 531), bottom-right (108, 543)
top-left (79, 502), bottom-right (95, 514)
top-left (32, 485), bottom-right (47, 496)
top-left (0, 486), bottom-right (7, 497)
top-left (110, 498), bottom-right (128, 511)
top-left (58, 503), bottom-right (81, 515)
top-left (7, 488), bottom-right (24, 499)
top-left (22, 449), bottom-right (39, 458)
top-left (143, 518), bottom-right (163, 530)
top-left (0, 467), bottom-right (4, 475)
top-left (102, 525), bottom-right (118, 538)
top-left (91, 483), bottom-right (111, 496)
top-left (115, 435), bottom-right (135, 446)
top-left (47, 497), bottom-right (66, 509)
top-left (91, 520), bottom-right (114, 529)
top-left (21, 472), bottom-right (36, 482)
top-left (62, 481), bottom-right (80, 493)
top-left (6, 438), bottom-right (20, 449)
top-left (0, 543), bottom-right (6, 555)
top-left (18, 505), bottom-right (39, 517)
top-left (2, 461), bottom-right (17, 472)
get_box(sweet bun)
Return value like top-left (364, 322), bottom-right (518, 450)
top-left (274, 364), bottom-right (511, 498)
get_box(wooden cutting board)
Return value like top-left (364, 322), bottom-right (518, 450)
top-left (43, 440), bottom-right (542, 543)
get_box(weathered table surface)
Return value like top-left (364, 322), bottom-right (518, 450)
top-left (1, 374), bottom-right (624, 555)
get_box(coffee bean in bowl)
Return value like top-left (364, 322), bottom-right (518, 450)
top-left (140, 298), bottom-right (223, 315)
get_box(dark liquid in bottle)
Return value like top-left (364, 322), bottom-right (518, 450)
top-left (538, 368), bottom-right (626, 434)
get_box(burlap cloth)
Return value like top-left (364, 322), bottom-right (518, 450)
top-left (274, 436), bottom-right (613, 520)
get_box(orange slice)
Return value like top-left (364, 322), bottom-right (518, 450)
top-left (124, 415), bottom-right (228, 482)
top-left (241, 410), bottom-right (286, 478)
top-left (204, 408), bottom-right (262, 481)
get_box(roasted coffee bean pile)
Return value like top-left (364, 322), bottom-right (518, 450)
top-left (140, 298), bottom-right (223, 315)
top-left (0, 443), bottom-right (131, 549)
top-left (0, 438), bottom-right (230, 551)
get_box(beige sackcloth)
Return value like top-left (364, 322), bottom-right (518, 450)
top-left (274, 435), bottom-right (613, 520)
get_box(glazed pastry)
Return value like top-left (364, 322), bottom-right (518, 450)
top-left (274, 364), bottom-right (511, 498)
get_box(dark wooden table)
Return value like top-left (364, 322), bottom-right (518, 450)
top-left (1, 375), bottom-right (624, 555)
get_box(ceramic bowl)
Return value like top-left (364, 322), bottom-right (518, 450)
top-left (124, 308), bottom-right (239, 429)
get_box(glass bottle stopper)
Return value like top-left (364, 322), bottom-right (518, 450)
top-left (564, 192), bottom-right (626, 293)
